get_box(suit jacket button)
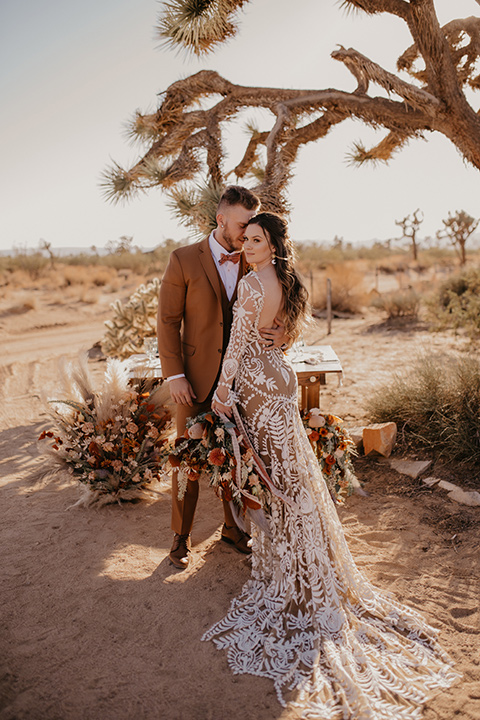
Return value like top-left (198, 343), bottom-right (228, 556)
top-left (218, 348), bottom-right (222, 353)
top-left (219, 322), bottom-right (223, 326)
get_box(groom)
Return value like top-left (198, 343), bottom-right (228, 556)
top-left (157, 185), bottom-right (285, 569)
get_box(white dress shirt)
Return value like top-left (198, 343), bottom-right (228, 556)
top-left (208, 231), bottom-right (241, 301)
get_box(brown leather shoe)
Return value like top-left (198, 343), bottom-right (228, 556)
top-left (169, 533), bottom-right (191, 569)
top-left (221, 524), bottom-right (252, 554)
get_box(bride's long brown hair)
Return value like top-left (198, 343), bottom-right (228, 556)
top-left (246, 212), bottom-right (309, 341)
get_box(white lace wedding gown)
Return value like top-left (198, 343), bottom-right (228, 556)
top-left (203, 272), bottom-right (458, 719)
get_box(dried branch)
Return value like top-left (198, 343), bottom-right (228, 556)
top-left (104, 2), bottom-right (480, 229)
top-left (332, 46), bottom-right (442, 113)
top-left (398, 16), bottom-right (480, 91)
top-left (340, 0), bottom-right (410, 20)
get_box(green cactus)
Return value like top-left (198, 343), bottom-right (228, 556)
top-left (102, 277), bottom-right (161, 359)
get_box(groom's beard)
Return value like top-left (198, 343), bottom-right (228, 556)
top-left (222, 224), bottom-right (244, 253)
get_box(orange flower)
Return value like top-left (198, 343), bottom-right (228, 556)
top-left (208, 448), bottom-right (226, 466)
top-left (319, 428), bottom-right (329, 437)
top-left (244, 496), bottom-right (262, 510)
top-left (325, 454), bottom-right (336, 465)
top-left (188, 470), bottom-right (200, 481)
top-left (309, 430), bottom-right (320, 442)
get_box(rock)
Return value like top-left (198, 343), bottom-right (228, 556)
top-left (438, 480), bottom-right (459, 492)
top-left (447, 488), bottom-right (480, 507)
top-left (87, 341), bottom-right (106, 362)
top-left (363, 422), bottom-right (397, 458)
top-left (422, 476), bottom-right (440, 487)
top-left (389, 458), bottom-right (432, 479)
top-left (346, 426), bottom-right (365, 451)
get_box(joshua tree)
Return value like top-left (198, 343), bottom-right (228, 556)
top-left (102, 0), bottom-right (480, 234)
top-left (437, 209), bottom-right (479, 265)
top-left (39, 239), bottom-right (56, 269)
top-left (395, 208), bottom-right (424, 261)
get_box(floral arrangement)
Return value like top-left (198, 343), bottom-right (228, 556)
top-left (301, 408), bottom-right (357, 503)
top-left (164, 411), bottom-right (270, 514)
top-left (38, 355), bottom-right (172, 506)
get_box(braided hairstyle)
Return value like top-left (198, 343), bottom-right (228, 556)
top-left (246, 212), bottom-right (309, 341)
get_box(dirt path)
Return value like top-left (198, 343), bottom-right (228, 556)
top-left (1, 294), bottom-right (479, 720)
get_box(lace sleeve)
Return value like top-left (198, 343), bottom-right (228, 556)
top-left (213, 276), bottom-right (263, 407)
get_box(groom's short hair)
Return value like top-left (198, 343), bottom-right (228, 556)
top-left (217, 185), bottom-right (260, 212)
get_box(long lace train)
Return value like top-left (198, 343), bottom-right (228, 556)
top-left (204, 272), bottom-right (459, 719)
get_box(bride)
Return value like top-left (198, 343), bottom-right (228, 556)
top-left (207, 212), bottom-right (458, 719)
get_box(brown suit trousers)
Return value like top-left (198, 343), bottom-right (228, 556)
top-left (158, 238), bottom-right (245, 535)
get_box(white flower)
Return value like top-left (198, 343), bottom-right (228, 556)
top-left (214, 427), bottom-right (225, 441)
top-left (188, 422), bottom-right (204, 439)
top-left (82, 422), bottom-right (94, 434)
top-left (308, 414), bottom-right (326, 428)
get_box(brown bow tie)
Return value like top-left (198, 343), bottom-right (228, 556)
top-left (219, 252), bottom-right (241, 265)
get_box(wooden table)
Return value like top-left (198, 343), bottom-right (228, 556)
top-left (287, 345), bottom-right (343, 411)
top-left (127, 344), bottom-right (343, 411)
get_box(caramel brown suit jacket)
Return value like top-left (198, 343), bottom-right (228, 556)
top-left (157, 237), bottom-right (246, 404)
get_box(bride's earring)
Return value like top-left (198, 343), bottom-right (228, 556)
top-left (271, 253), bottom-right (276, 265)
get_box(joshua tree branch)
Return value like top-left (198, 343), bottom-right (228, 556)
top-left (340, 0), bottom-right (410, 19)
top-left (104, 4), bottom-right (480, 221)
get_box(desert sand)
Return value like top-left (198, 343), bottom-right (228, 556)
top-left (1, 282), bottom-right (479, 720)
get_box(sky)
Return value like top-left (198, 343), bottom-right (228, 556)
top-left (0, 0), bottom-right (479, 252)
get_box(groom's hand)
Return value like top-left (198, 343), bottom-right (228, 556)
top-left (169, 377), bottom-right (196, 406)
top-left (258, 317), bottom-right (289, 349)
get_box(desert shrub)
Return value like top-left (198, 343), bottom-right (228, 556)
top-left (427, 268), bottom-right (480, 337)
top-left (370, 289), bottom-right (420, 319)
top-left (309, 263), bottom-right (366, 314)
top-left (367, 353), bottom-right (480, 466)
top-left (102, 278), bottom-right (160, 358)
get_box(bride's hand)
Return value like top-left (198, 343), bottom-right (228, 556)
top-left (212, 399), bottom-right (232, 418)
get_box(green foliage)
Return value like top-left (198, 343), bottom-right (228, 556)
top-left (427, 268), bottom-right (480, 337)
top-left (367, 353), bottom-right (480, 466)
top-left (102, 278), bottom-right (161, 359)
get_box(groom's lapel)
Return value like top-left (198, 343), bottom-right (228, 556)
top-left (198, 237), bottom-right (222, 303)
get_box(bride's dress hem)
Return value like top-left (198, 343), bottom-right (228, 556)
top-left (203, 272), bottom-right (459, 720)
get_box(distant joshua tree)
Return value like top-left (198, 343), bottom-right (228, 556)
top-left (395, 209), bottom-right (424, 261)
top-left (102, 0), bottom-right (480, 234)
top-left (437, 210), bottom-right (479, 265)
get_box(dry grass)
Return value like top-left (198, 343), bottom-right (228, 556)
top-left (308, 263), bottom-right (367, 314)
top-left (367, 352), bottom-right (480, 466)
top-left (370, 289), bottom-right (421, 319)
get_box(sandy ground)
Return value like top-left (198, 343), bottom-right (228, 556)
top-left (1, 284), bottom-right (479, 720)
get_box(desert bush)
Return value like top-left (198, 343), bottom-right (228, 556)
top-left (80, 288), bottom-right (100, 304)
top-left (370, 289), bottom-right (420, 319)
top-left (102, 278), bottom-right (161, 358)
top-left (309, 263), bottom-right (366, 314)
top-left (9, 248), bottom-right (48, 279)
top-left (367, 353), bottom-right (480, 465)
top-left (427, 268), bottom-right (480, 337)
